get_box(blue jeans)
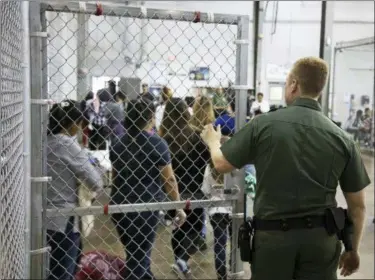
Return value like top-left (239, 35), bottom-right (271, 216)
top-left (201, 210), bottom-right (207, 238)
top-left (47, 217), bottom-right (80, 280)
top-left (112, 211), bottom-right (159, 280)
top-left (210, 213), bottom-right (231, 280)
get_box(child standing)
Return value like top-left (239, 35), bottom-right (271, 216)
top-left (201, 137), bottom-right (232, 280)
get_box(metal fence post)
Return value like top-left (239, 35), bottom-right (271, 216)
top-left (329, 47), bottom-right (338, 119)
top-left (29, 2), bottom-right (48, 279)
top-left (253, 1), bottom-right (265, 93)
top-left (22, 1), bottom-right (31, 278)
top-left (230, 15), bottom-right (250, 279)
top-left (77, 8), bottom-right (89, 100)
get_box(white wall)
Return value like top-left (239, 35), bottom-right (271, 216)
top-left (46, 12), bottom-right (78, 102)
top-left (45, 1), bottom-right (374, 105)
top-left (333, 49), bottom-right (374, 125)
top-left (86, 16), bottom-right (237, 97)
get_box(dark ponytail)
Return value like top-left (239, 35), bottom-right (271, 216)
top-left (125, 98), bottom-right (155, 137)
top-left (48, 99), bottom-right (85, 135)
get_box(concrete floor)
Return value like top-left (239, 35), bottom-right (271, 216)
top-left (82, 154), bottom-right (374, 279)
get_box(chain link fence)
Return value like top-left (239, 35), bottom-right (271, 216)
top-left (29, 2), bottom-right (251, 279)
top-left (331, 37), bottom-right (374, 149)
top-left (0, 1), bottom-right (28, 279)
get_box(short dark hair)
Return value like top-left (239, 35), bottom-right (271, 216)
top-left (161, 86), bottom-right (173, 102)
top-left (125, 98), bottom-right (155, 137)
top-left (48, 99), bottom-right (85, 135)
top-left (142, 83), bottom-right (148, 87)
top-left (114, 91), bottom-right (126, 101)
top-left (108, 80), bottom-right (116, 95)
top-left (184, 96), bottom-right (195, 108)
top-left (84, 91), bottom-right (94, 101)
top-left (257, 92), bottom-right (264, 97)
top-left (97, 88), bottom-right (115, 102)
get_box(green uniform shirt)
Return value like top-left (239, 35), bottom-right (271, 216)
top-left (221, 97), bottom-right (371, 220)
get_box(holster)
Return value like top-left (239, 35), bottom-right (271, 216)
top-left (238, 217), bottom-right (254, 263)
top-left (324, 207), bottom-right (346, 235)
top-left (324, 207), bottom-right (354, 251)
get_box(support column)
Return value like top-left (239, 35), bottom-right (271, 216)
top-left (230, 15), bottom-right (250, 279)
top-left (253, 1), bottom-right (265, 94)
top-left (319, 1), bottom-right (335, 116)
top-left (77, 11), bottom-right (89, 100)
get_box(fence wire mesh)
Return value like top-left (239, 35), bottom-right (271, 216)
top-left (332, 40), bottom-right (374, 149)
top-left (38, 3), bottom-right (250, 279)
top-left (0, 1), bottom-right (26, 279)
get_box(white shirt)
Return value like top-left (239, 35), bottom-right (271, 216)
top-left (201, 165), bottom-right (232, 215)
top-left (188, 107), bottom-right (193, 116)
top-left (155, 104), bottom-right (165, 130)
top-left (250, 100), bottom-right (270, 114)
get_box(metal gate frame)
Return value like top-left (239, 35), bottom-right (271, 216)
top-left (28, 2), bottom-right (252, 279)
top-left (329, 36), bottom-right (375, 120)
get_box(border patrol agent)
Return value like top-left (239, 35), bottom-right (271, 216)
top-left (201, 57), bottom-right (370, 280)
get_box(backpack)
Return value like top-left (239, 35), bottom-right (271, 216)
top-left (75, 251), bottom-right (126, 280)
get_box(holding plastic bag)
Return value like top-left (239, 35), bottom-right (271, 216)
top-left (75, 251), bottom-right (126, 280)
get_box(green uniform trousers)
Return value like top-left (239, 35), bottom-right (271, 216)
top-left (251, 228), bottom-right (342, 280)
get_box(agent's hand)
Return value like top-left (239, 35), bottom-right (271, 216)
top-left (174, 209), bottom-right (187, 227)
top-left (201, 124), bottom-right (222, 146)
top-left (339, 251), bottom-right (360, 277)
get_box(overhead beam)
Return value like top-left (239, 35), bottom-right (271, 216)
top-left (335, 36), bottom-right (375, 51)
top-left (41, 2), bottom-right (240, 25)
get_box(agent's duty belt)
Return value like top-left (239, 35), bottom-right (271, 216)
top-left (253, 215), bottom-right (325, 231)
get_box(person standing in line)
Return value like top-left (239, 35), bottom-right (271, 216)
top-left (85, 89), bottom-right (113, 150)
top-left (213, 87), bottom-right (229, 118)
top-left (140, 83), bottom-right (155, 102)
top-left (189, 95), bottom-right (215, 250)
top-left (201, 57), bottom-right (370, 279)
top-left (159, 98), bottom-right (211, 279)
top-left (190, 95), bottom-right (215, 132)
top-left (106, 90), bottom-right (126, 139)
top-left (110, 98), bottom-right (186, 280)
top-left (46, 100), bottom-right (104, 280)
top-left (155, 86), bottom-right (173, 131)
top-left (201, 136), bottom-right (234, 280)
top-left (250, 92), bottom-right (270, 115)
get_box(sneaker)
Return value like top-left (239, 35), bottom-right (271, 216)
top-left (171, 259), bottom-right (192, 279)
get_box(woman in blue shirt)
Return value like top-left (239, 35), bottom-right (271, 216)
top-left (110, 98), bottom-right (186, 280)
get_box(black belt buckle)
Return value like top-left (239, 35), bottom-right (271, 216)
top-left (280, 219), bottom-right (289, 231)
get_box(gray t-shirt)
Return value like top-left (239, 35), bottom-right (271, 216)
top-left (105, 102), bottom-right (125, 129)
top-left (46, 134), bottom-right (104, 232)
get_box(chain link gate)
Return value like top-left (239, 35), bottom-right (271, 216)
top-left (29, 2), bottom-right (251, 279)
top-left (0, 1), bottom-right (30, 279)
top-left (330, 37), bottom-right (374, 148)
